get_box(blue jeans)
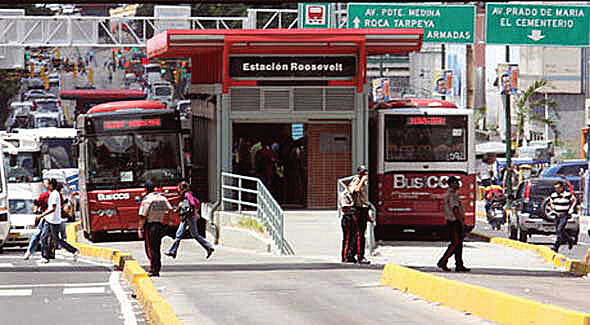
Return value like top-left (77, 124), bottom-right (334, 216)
top-left (554, 213), bottom-right (573, 252)
top-left (27, 220), bottom-right (44, 254)
top-left (168, 217), bottom-right (213, 256)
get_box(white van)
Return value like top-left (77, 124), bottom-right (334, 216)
top-left (4, 187), bottom-right (36, 247)
top-left (0, 145), bottom-right (10, 252)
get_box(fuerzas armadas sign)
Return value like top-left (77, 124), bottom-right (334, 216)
top-left (486, 3), bottom-right (590, 46)
top-left (347, 3), bottom-right (475, 44)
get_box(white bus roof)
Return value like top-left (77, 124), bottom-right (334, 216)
top-left (13, 127), bottom-right (77, 139)
top-left (0, 132), bottom-right (40, 153)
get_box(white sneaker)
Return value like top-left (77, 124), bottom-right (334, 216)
top-left (23, 251), bottom-right (31, 260)
top-left (72, 250), bottom-right (79, 262)
top-left (41, 258), bottom-right (50, 264)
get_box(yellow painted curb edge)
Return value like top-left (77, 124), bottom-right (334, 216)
top-left (381, 263), bottom-right (590, 325)
top-left (66, 222), bottom-right (183, 325)
top-left (490, 237), bottom-right (590, 276)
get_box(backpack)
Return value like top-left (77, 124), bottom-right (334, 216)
top-left (178, 198), bottom-right (195, 219)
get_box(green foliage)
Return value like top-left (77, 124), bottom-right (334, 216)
top-left (514, 80), bottom-right (559, 146)
top-left (474, 106), bottom-right (486, 129)
top-left (238, 217), bottom-right (266, 235)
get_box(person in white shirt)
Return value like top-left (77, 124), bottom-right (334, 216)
top-left (36, 179), bottom-right (79, 263)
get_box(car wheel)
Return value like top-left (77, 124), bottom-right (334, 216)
top-left (518, 228), bottom-right (528, 243)
top-left (542, 198), bottom-right (556, 222)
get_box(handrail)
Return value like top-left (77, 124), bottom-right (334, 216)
top-left (221, 172), bottom-right (294, 255)
top-left (337, 175), bottom-right (377, 255)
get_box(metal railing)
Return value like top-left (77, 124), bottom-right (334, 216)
top-left (221, 172), bottom-right (294, 255)
top-left (337, 175), bottom-right (377, 255)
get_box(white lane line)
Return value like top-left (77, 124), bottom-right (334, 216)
top-left (109, 271), bottom-right (138, 325)
top-left (63, 287), bottom-right (106, 295)
top-left (0, 282), bottom-right (109, 289)
top-left (0, 263), bottom-right (13, 267)
top-left (36, 262), bottom-right (70, 267)
top-left (0, 289), bottom-right (32, 296)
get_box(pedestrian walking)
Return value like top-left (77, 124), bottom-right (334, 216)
top-left (349, 165), bottom-right (371, 265)
top-left (339, 183), bottom-right (357, 263)
top-left (36, 179), bottom-right (79, 264)
top-left (548, 181), bottom-right (577, 252)
top-left (23, 183), bottom-right (50, 260)
top-left (165, 181), bottom-right (214, 259)
top-left (437, 176), bottom-right (470, 272)
top-left (138, 179), bottom-right (174, 277)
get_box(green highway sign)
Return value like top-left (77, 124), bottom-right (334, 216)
top-left (486, 3), bottom-right (590, 46)
top-left (346, 3), bottom-right (475, 44)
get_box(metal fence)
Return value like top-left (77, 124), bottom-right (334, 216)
top-left (337, 175), bottom-right (377, 255)
top-left (221, 172), bottom-right (295, 255)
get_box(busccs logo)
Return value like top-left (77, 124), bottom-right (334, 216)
top-left (97, 193), bottom-right (130, 201)
top-left (393, 174), bottom-right (460, 189)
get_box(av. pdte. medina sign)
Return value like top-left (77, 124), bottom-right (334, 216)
top-left (347, 3), bottom-right (475, 44)
top-left (486, 3), bottom-right (590, 46)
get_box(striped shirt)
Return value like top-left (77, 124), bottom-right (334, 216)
top-left (549, 191), bottom-right (575, 214)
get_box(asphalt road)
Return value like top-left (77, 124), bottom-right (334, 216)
top-left (0, 246), bottom-right (144, 325)
top-left (473, 216), bottom-right (590, 261)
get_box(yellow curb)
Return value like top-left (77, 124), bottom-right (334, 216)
top-left (490, 237), bottom-right (590, 276)
top-left (66, 221), bottom-right (183, 324)
top-left (381, 263), bottom-right (590, 325)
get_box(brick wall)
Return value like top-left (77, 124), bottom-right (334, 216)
top-left (306, 123), bottom-right (352, 208)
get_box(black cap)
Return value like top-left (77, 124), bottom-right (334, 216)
top-left (447, 176), bottom-right (460, 185)
top-left (145, 179), bottom-right (155, 192)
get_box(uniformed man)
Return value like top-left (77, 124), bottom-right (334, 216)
top-left (138, 179), bottom-right (173, 277)
top-left (437, 176), bottom-right (470, 272)
top-left (349, 165), bottom-right (371, 265)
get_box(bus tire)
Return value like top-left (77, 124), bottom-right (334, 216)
top-left (87, 231), bottom-right (105, 243)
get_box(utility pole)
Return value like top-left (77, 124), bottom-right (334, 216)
top-left (504, 45), bottom-right (513, 200)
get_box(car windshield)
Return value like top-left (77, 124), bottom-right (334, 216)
top-left (4, 152), bottom-right (42, 183)
top-left (384, 115), bottom-right (468, 162)
top-left (36, 117), bottom-right (58, 128)
top-left (36, 101), bottom-right (59, 112)
top-left (532, 182), bottom-right (559, 201)
top-left (155, 87), bottom-right (172, 96)
top-left (43, 138), bottom-right (76, 169)
top-left (9, 199), bottom-right (34, 215)
top-left (87, 133), bottom-right (181, 188)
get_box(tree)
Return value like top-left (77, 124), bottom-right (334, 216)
top-left (514, 79), bottom-right (559, 147)
top-left (0, 70), bottom-right (22, 127)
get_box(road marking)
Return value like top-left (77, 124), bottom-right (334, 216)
top-left (36, 261), bottom-right (70, 267)
top-left (0, 263), bottom-right (13, 267)
top-left (0, 289), bottom-right (32, 296)
top-left (0, 282), bottom-right (109, 289)
top-left (63, 287), bottom-right (105, 295)
top-left (109, 271), bottom-right (138, 325)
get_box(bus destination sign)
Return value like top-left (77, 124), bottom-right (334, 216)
top-left (103, 118), bottom-right (162, 130)
top-left (229, 56), bottom-right (357, 79)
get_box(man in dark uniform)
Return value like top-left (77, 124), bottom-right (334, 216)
top-left (339, 183), bottom-right (357, 263)
top-left (350, 165), bottom-right (370, 265)
top-left (138, 180), bottom-right (173, 277)
top-left (437, 176), bottom-right (470, 272)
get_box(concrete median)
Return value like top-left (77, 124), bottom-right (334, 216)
top-left (66, 222), bottom-right (183, 325)
top-left (381, 263), bottom-right (590, 325)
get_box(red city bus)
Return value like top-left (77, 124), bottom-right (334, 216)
top-left (369, 99), bottom-right (477, 239)
top-left (60, 89), bottom-right (147, 119)
top-left (77, 100), bottom-right (183, 241)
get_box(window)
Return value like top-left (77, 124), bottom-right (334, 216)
top-left (9, 199), bottom-right (33, 215)
top-left (384, 115), bottom-right (468, 162)
top-left (558, 165), bottom-right (587, 176)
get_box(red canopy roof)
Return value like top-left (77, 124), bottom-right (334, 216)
top-left (60, 89), bottom-right (146, 100)
top-left (147, 28), bottom-right (423, 58)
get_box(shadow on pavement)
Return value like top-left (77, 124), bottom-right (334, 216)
top-left (158, 262), bottom-right (386, 273)
top-left (410, 266), bottom-right (575, 278)
top-left (377, 241), bottom-right (481, 249)
top-left (0, 265), bottom-right (113, 273)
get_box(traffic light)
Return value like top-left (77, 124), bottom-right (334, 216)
top-left (30, 63), bottom-right (35, 77)
top-left (88, 68), bottom-right (94, 87)
top-left (73, 63), bottom-right (78, 80)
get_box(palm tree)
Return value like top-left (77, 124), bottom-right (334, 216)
top-left (514, 79), bottom-right (559, 147)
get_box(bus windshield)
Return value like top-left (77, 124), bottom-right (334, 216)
top-left (36, 117), bottom-right (58, 128)
top-left (384, 115), bottom-right (468, 162)
top-left (87, 133), bottom-right (181, 187)
top-left (155, 87), bottom-right (172, 96)
top-left (4, 153), bottom-right (42, 183)
top-left (44, 138), bottom-right (76, 169)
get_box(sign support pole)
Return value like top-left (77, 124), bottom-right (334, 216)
top-left (441, 44), bottom-right (446, 101)
top-left (504, 45), bottom-right (512, 202)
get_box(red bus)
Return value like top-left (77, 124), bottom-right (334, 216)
top-left (60, 89), bottom-right (147, 119)
top-left (77, 100), bottom-right (184, 241)
top-left (369, 99), bottom-right (476, 239)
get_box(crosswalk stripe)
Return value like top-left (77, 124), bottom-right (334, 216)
top-left (36, 262), bottom-right (70, 267)
top-left (0, 289), bottom-right (32, 296)
top-left (0, 263), bottom-right (13, 267)
top-left (63, 287), bottom-right (105, 295)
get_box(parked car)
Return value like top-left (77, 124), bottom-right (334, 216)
top-left (21, 89), bottom-right (49, 102)
top-left (509, 177), bottom-right (579, 244)
top-left (540, 160), bottom-right (587, 199)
